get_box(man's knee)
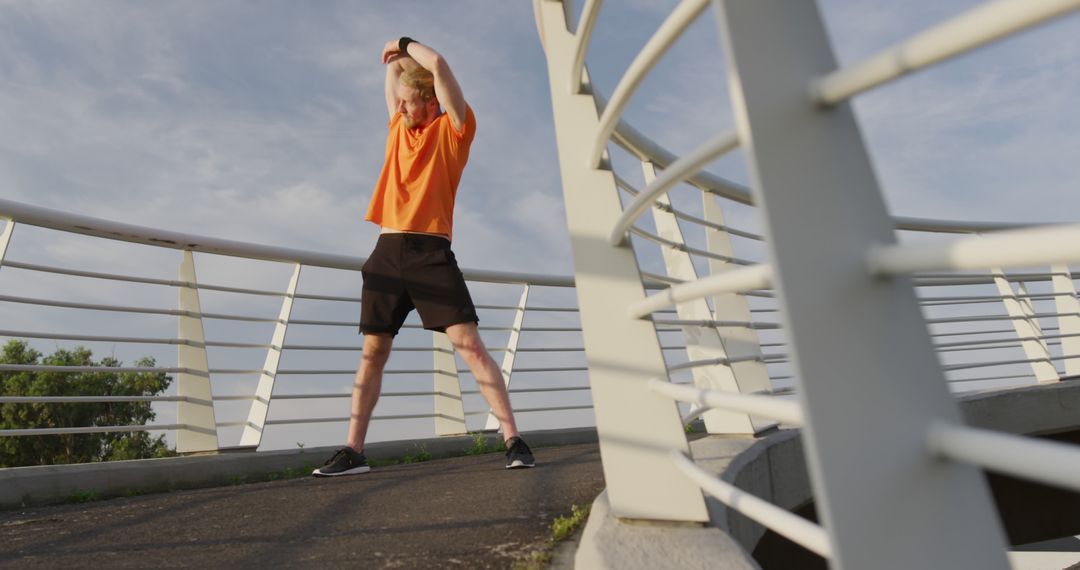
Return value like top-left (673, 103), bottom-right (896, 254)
top-left (361, 335), bottom-right (393, 366)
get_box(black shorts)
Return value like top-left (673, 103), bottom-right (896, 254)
top-left (360, 233), bottom-right (479, 336)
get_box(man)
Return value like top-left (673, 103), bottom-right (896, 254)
top-left (313, 37), bottom-right (535, 477)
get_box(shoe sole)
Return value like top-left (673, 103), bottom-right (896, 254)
top-left (506, 460), bottom-right (536, 469)
top-left (311, 465), bottom-right (371, 477)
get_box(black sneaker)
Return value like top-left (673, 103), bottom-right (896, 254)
top-left (505, 437), bottom-right (536, 469)
top-left (312, 447), bottom-right (370, 477)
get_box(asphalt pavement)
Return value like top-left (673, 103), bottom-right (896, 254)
top-left (0, 442), bottom-right (604, 569)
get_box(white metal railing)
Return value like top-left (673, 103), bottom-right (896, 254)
top-left (0, 197), bottom-right (609, 454)
top-left (535, 0), bottom-right (1080, 567)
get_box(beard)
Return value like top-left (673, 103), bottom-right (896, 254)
top-left (403, 106), bottom-right (432, 129)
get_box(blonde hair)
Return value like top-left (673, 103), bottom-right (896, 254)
top-left (400, 67), bottom-right (436, 102)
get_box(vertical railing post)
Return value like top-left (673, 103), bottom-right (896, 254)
top-left (1051, 264), bottom-right (1080, 378)
top-left (643, 162), bottom-right (772, 434)
top-left (714, 1), bottom-right (1008, 567)
top-left (433, 332), bottom-right (467, 436)
top-left (992, 269), bottom-right (1058, 383)
top-left (0, 220), bottom-right (14, 269)
top-left (486, 284), bottom-right (529, 431)
top-left (702, 193), bottom-right (775, 397)
top-left (535, 0), bottom-right (708, 522)
top-left (176, 250), bottom-right (219, 453)
top-left (241, 263), bottom-right (302, 447)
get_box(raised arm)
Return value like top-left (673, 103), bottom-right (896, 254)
top-left (382, 38), bottom-right (467, 131)
top-left (383, 51), bottom-right (419, 120)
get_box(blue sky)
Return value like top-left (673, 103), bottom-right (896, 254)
top-left (1, 1), bottom-right (1079, 449)
top-left (2, 1), bottom-right (1078, 274)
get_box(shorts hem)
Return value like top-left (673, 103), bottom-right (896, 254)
top-left (423, 317), bottom-right (480, 334)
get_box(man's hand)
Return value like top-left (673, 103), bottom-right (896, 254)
top-left (382, 40), bottom-right (402, 65)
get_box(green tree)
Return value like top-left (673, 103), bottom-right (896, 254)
top-left (0, 339), bottom-right (176, 467)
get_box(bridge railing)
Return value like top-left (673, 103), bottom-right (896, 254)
top-left (0, 198), bottom-right (608, 454)
top-left (535, 0), bottom-right (1080, 567)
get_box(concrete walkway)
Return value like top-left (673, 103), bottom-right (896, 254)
top-left (0, 443), bottom-right (604, 569)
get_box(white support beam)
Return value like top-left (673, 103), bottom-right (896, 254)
top-left (669, 450), bottom-right (832, 559)
top-left (589, 0), bottom-right (711, 169)
top-left (610, 132), bottom-right (740, 246)
top-left (715, 1), bottom-right (1009, 568)
top-left (645, 162), bottom-right (771, 434)
top-left (812, 0), bottom-right (1080, 104)
top-left (868, 223), bottom-right (1080, 276)
top-left (534, 0), bottom-right (708, 523)
top-left (486, 285), bottom-right (530, 431)
top-left (1051, 265), bottom-right (1080, 377)
top-left (992, 269), bottom-right (1058, 383)
top-left (433, 331), bottom-right (467, 436)
top-left (927, 421), bottom-right (1080, 494)
top-left (176, 250), bottom-right (219, 453)
top-left (241, 263), bottom-right (302, 447)
top-left (569, 0), bottom-right (603, 95)
top-left (628, 264), bottom-right (772, 319)
top-left (0, 220), bottom-right (14, 269)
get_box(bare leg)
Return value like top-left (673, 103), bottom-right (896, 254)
top-left (444, 322), bottom-right (520, 441)
top-left (347, 333), bottom-right (394, 452)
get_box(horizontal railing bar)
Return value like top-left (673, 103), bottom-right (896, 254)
top-left (275, 369), bottom-right (447, 376)
top-left (869, 224), bottom-right (1080, 276)
top-left (281, 344), bottom-right (446, 353)
top-left (938, 331), bottom-right (1080, 350)
top-left (0, 293), bottom-right (281, 323)
top-left (265, 413), bottom-right (450, 425)
top-left (3, 260), bottom-right (290, 298)
top-left (629, 227), bottom-right (754, 265)
top-left (462, 386), bottom-right (591, 395)
top-left (464, 405), bottom-right (594, 416)
top-left (651, 318), bottom-right (782, 331)
top-left (640, 271), bottom-right (684, 285)
top-left (669, 451), bottom-right (832, 558)
top-left (516, 347), bottom-right (586, 353)
top-left (927, 420), bottom-right (1080, 494)
top-left (589, 0), bottom-right (711, 168)
top-left (0, 198), bottom-right (578, 287)
top-left (648, 379), bottom-right (803, 424)
top-left (630, 265), bottom-right (774, 319)
top-left (946, 373), bottom-right (1033, 384)
top-left (930, 327), bottom-right (1017, 338)
top-left (0, 329), bottom-right (195, 347)
top-left (920, 292), bottom-right (1072, 304)
top-left (271, 391), bottom-right (445, 400)
top-left (925, 312), bottom-right (1075, 326)
top-left (611, 130), bottom-right (741, 245)
top-left (208, 369), bottom-right (267, 375)
top-left (667, 353), bottom-right (788, 372)
top-left (0, 395), bottom-right (186, 403)
top-left (457, 366), bottom-right (588, 374)
top-left (615, 178), bottom-right (764, 240)
top-left (2, 260), bottom-right (180, 287)
top-left (518, 306), bottom-right (579, 312)
top-left (0, 364), bottom-right (201, 376)
top-left (937, 342), bottom-right (1021, 354)
top-left (812, 0), bottom-right (1080, 104)
top-left (293, 292), bottom-right (361, 302)
top-left (0, 423), bottom-right (187, 437)
top-left (205, 341), bottom-right (275, 349)
top-left (569, 0), bottom-right (603, 94)
top-left (215, 395), bottom-right (257, 401)
top-left (943, 357), bottom-right (1056, 372)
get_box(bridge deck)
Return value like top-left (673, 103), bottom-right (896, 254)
top-left (0, 443), bottom-right (603, 569)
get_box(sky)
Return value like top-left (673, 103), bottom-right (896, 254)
top-left (2, 0), bottom-right (1079, 449)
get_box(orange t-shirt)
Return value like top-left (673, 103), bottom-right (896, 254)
top-left (365, 105), bottom-right (477, 239)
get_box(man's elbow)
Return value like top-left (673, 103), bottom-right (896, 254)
top-left (430, 54), bottom-right (452, 77)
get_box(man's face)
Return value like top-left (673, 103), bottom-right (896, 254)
top-left (396, 84), bottom-right (436, 129)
